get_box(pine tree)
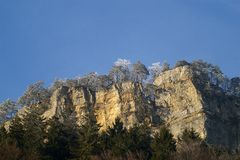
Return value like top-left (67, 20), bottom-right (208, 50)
top-left (43, 116), bottom-right (74, 160)
top-left (100, 118), bottom-right (129, 157)
top-left (22, 110), bottom-right (46, 155)
top-left (127, 123), bottom-right (152, 159)
top-left (8, 116), bottom-right (25, 149)
top-left (179, 128), bottom-right (201, 143)
top-left (70, 116), bottom-right (101, 160)
top-left (0, 126), bottom-right (7, 141)
top-left (151, 126), bottom-right (176, 160)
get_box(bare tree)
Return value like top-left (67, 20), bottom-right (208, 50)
top-left (78, 72), bottom-right (99, 90)
top-left (131, 61), bottom-right (149, 82)
top-left (230, 77), bottom-right (240, 96)
top-left (191, 60), bottom-right (227, 90)
top-left (18, 81), bottom-right (51, 107)
top-left (175, 60), bottom-right (190, 68)
top-left (162, 62), bottom-right (170, 72)
top-left (95, 75), bottom-right (113, 90)
top-left (148, 62), bottom-right (162, 80)
top-left (109, 59), bottom-right (131, 83)
top-left (0, 99), bottom-right (18, 124)
top-left (50, 79), bottom-right (66, 92)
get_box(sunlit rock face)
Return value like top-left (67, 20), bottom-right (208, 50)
top-left (43, 82), bottom-right (153, 131)
top-left (154, 66), bottom-right (240, 150)
top-left (34, 66), bottom-right (240, 150)
top-left (94, 82), bottom-right (153, 131)
top-left (153, 66), bottom-right (207, 139)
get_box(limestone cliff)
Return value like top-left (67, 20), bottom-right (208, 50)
top-left (42, 82), bottom-right (153, 131)
top-left (17, 66), bottom-right (240, 150)
top-left (153, 66), bottom-right (207, 139)
top-left (154, 66), bottom-right (240, 150)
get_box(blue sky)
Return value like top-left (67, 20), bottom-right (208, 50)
top-left (0, 0), bottom-right (240, 102)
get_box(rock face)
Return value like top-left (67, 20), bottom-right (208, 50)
top-left (153, 66), bottom-right (207, 139)
top-left (37, 66), bottom-right (240, 150)
top-left (43, 82), bottom-right (153, 131)
top-left (154, 66), bottom-right (240, 150)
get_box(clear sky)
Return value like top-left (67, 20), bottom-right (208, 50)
top-left (0, 0), bottom-right (240, 102)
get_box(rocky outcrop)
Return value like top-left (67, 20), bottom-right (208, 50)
top-left (17, 66), bottom-right (240, 150)
top-left (154, 66), bottom-right (240, 150)
top-left (42, 82), bottom-right (153, 131)
top-left (153, 66), bottom-right (207, 139)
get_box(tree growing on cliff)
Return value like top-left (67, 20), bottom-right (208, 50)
top-left (109, 59), bottom-right (131, 83)
top-left (162, 62), bottom-right (170, 72)
top-left (18, 81), bottom-right (51, 107)
top-left (174, 60), bottom-right (190, 68)
top-left (95, 75), bottom-right (113, 90)
top-left (191, 60), bottom-right (228, 90)
top-left (0, 99), bottom-right (18, 124)
top-left (230, 77), bottom-right (240, 96)
top-left (148, 62), bottom-right (162, 80)
top-left (78, 72), bottom-right (99, 90)
top-left (50, 79), bottom-right (66, 92)
top-left (131, 61), bottom-right (149, 82)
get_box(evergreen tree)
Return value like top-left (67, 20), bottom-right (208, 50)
top-left (127, 123), bottom-right (152, 159)
top-left (70, 116), bottom-right (101, 160)
top-left (0, 126), bottom-right (7, 141)
top-left (43, 117), bottom-right (74, 160)
top-left (179, 128), bottom-right (201, 143)
top-left (22, 110), bottom-right (46, 155)
top-left (8, 116), bottom-right (25, 149)
top-left (100, 118), bottom-right (129, 157)
top-left (151, 126), bottom-right (176, 160)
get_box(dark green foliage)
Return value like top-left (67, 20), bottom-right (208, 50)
top-left (8, 110), bottom-right (46, 159)
top-left (0, 126), bottom-right (7, 141)
top-left (22, 110), bottom-right (46, 153)
top-left (8, 116), bottom-right (25, 149)
top-left (70, 116), bottom-right (101, 160)
top-left (43, 117), bottom-right (77, 160)
top-left (179, 128), bottom-right (201, 142)
top-left (127, 123), bottom-right (152, 159)
top-left (2, 115), bottom-right (240, 160)
top-left (100, 118), bottom-right (129, 157)
top-left (151, 126), bottom-right (176, 160)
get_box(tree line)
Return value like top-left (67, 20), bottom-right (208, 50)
top-left (0, 111), bottom-right (238, 160)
